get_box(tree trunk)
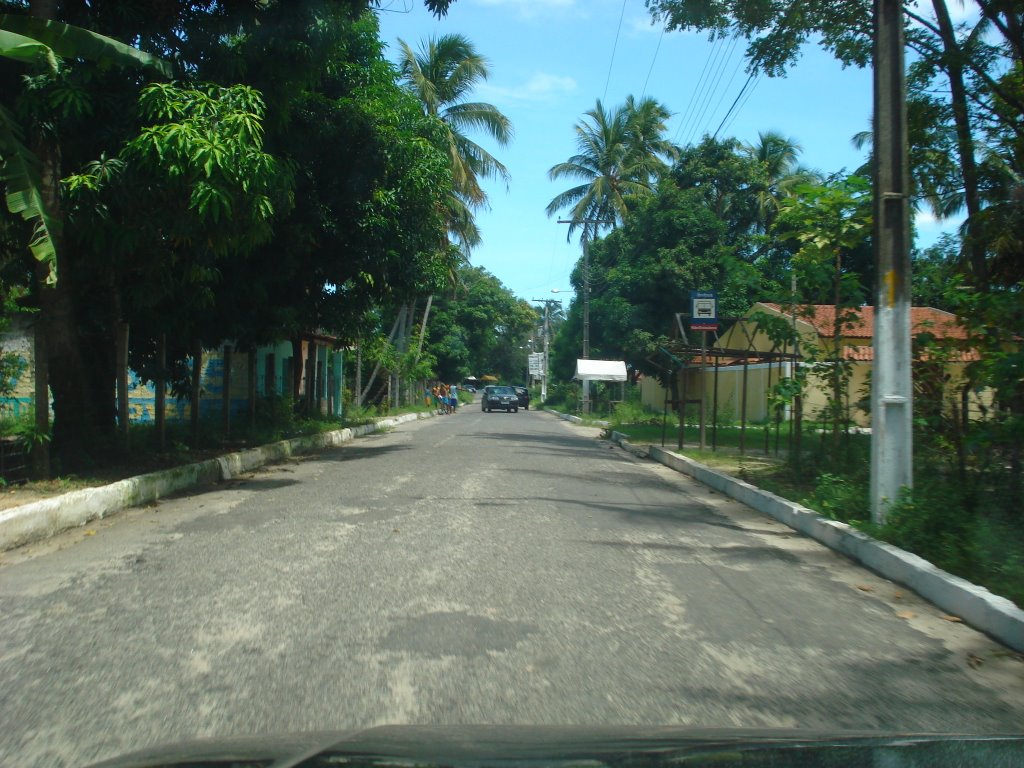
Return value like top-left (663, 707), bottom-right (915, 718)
top-left (155, 334), bottom-right (166, 451)
top-left (360, 308), bottom-right (404, 405)
top-left (414, 295), bottom-right (434, 362)
top-left (116, 322), bottom-right (129, 452)
top-left (291, 336), bottom-right (304, 412)
top-left (29, 0), bottom-right (116, 472)
top-left (932, 0), bottom-right (988, 289)
top-left (222, 344), bottom-right (232, 440)
top-left (31, 305), bottom-right (49, 479)
top-left (248, 346), bottom-right (257, 430)
top-left (191, 339), bottom-right (202, 446)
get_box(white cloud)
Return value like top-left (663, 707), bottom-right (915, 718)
top-left (477, 71), bottom-right (577, 104)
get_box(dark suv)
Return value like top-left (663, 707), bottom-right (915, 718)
top-left (513, 386), bottom-right (530, 410)
top-left (481, 385), bottom-right (518, 413)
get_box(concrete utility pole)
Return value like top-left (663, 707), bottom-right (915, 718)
top-left (532, 298), bottom-right (561, 403)
top-left (870, 0), bottom-right (913, 525)
top-left (558, 218), bottom-right (614, 414)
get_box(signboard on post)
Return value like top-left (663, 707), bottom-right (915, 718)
top-left (528, 352), bottom-right (545, 376)
top-left (690, 290), bottom-right (718, 331)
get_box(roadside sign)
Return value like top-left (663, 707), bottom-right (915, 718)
top-left (528, 352), bottom-right (545, 375)
top-left (690, 290), bottom-right (718, 331)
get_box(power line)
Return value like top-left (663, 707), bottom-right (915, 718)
top-left (640, 24), bottom-right (665, 101)
top-left (679, 35), bottom-right (736, 145)
top-left (713, 72), bottom-right (759, 139)
top-left (702, 48), bottom-right (745, 138)
top-left (673, 36), bottom-right (724, 143)
top-left (602, 0), bottom-right (629, 103)
top-left (685, 34), bottom-right (739, 145)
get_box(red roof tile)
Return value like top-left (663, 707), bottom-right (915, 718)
top-left (760, 303), bottom-right (969, 340)
top-left (841, 346), bottom-right (979, 362)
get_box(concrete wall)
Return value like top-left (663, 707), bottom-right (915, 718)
top-left (0, 325), bottom-right (344, 426)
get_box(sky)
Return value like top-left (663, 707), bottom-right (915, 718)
top-left (375, 0), bottom-right (961, 303)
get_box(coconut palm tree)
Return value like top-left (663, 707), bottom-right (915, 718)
top-left (742, 130), bottom-right (817, 232)
top-left (397, 32), bottom-right (512, 251)
top-left (623, 94), bottom-right (679, 185)
top-left (545, 96), bottom-right (676, 241)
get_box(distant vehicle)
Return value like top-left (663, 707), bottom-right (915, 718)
top-left (481, 385), bottom-right (518, 413)
top-left (513, 386), bottom-right (530, 410)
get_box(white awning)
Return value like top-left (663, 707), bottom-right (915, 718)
top-left (574, 359), bottom-right (627, 382)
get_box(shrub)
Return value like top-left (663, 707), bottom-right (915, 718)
top-left (801, 472), bottom-right (869, 523)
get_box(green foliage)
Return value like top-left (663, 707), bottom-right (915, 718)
top-left (773, 174), bottom-right (873, 305)
top-left (610, 399), bottom-right (662, 428)
top-left (5, 408), bottom-right (51, 448)
top-left (397, 31), bottom-right (512, 249)
top-left (546, 95), bottom-right (676, 240)
top-left (550, 137), bottom-right (773, 382)
top-left (0, 12), bottom-right (169, 281)
top-left (801, 472), bottom-right (869, 524)
top-left (425, 264), bottom-right (535, 383)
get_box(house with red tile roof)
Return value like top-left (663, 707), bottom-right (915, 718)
top-left (639, 302), bottom-right (984, 428)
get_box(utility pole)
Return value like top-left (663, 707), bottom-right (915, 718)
top-left (532, 298), bottom-right (561, 403)
top-left (870, 0), bottom-right (913, 525)
top-left (558, 218), bottom-right (613, 414)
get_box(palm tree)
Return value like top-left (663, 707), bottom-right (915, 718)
top-left (623, 94), bottom-right (679, 185)
top-left (546, 96), bottom-right (676, 241)
top-left (397, 32), bottom-right (512, 251)
top-left (742, 130), bottom-right (816, 231)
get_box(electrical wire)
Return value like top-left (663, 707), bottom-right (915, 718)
top-left (714, 72), bottom-right (760, 139)
top-left (640, 24), bottom-right (665, 101)
top-left (685, 34), bottom-right (739, 145)
top-left (602, 0), bottom-right (629, 104)
top-left (673, 36), bottom-right (724, 143)
top-left (702, 47), bottom-right (745, 138)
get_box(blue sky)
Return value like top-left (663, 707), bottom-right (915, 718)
top-left (375, 0), bottom-right (958, 302)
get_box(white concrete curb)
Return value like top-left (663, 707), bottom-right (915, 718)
top-left (543, 407), bottom-right (608, 428)
top-left (641, 443), bottom-right (1024, 653)
top-left (0, 411), bottom-right (431, 553)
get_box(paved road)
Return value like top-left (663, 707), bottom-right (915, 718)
top-left (2, 406), bottom-right (1023, 766)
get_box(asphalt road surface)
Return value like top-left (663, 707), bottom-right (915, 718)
top-left (2, 405), bottom-right (1023, 766)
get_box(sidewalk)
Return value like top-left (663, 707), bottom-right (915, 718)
top-left (0, 412), bottom-right (434, 553)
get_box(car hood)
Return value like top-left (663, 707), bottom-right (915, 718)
top-left (83, 725), bottom-right (1024, 767)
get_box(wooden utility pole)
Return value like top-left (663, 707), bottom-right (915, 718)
top-left (558, 218), bottom-right (614, 415)
top-left (870, 0), bottom-right (914, 524)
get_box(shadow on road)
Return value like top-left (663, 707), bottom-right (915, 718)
top-left (525, 495), bottom-right (796, 538)
top-left (467, 431), bottom-right (604, 451)
top-left (583, 538), bottom-right (803, 564)
top-left (316, 443), bottom-right (413, 462)
top-left (221, 477), bottom-right (301, 492)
